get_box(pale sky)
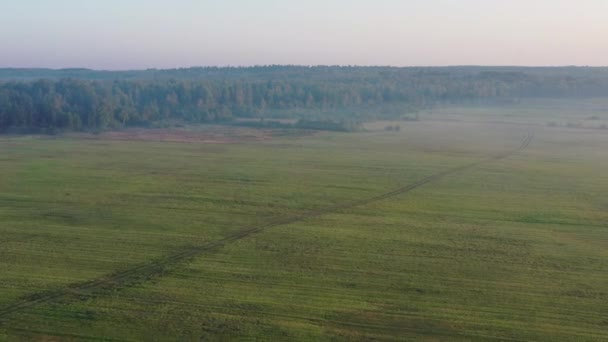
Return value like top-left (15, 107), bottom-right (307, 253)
top-left (1, 0), bottom-right (607, 69)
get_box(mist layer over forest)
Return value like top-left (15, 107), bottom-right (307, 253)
top-left (1, 66), bottom-right (608, 132)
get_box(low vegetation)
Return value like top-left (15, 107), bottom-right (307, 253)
top-left (1, 101), bottom-right (607, 340)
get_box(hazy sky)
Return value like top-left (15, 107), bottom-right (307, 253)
top-left (1, 0), bottom-right (607, 69)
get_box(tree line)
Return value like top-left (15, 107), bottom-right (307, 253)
top-left (1, 66), bottom-right (608, 132)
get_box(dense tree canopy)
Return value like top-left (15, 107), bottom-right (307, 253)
top-left (1, 66), bottom-right (608, 132)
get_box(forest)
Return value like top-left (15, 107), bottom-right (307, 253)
top-left (1, 66), bottom-right (608, 132)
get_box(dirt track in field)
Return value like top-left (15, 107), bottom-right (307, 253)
top-left (0, 132), bottom-right (533, 322)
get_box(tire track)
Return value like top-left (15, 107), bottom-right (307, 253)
top-left (0, 132), bottom-right (533, 321)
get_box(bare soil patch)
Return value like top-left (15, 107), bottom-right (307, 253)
top-left (69, 126), bottom-right (307, 144)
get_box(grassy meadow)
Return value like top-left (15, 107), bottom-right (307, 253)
top-left (1, 101), bottom-right (608, 341)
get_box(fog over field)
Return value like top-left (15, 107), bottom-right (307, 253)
top-left (1, 1), bottom-right (607, 341)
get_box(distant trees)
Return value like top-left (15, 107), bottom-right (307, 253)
top-left (295, 119), bottom-right (361, 132)
top-left (1, 66), bottom-right (608, 133)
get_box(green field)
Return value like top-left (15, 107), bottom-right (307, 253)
top-left (1, 102), bottom-right (608, 341)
